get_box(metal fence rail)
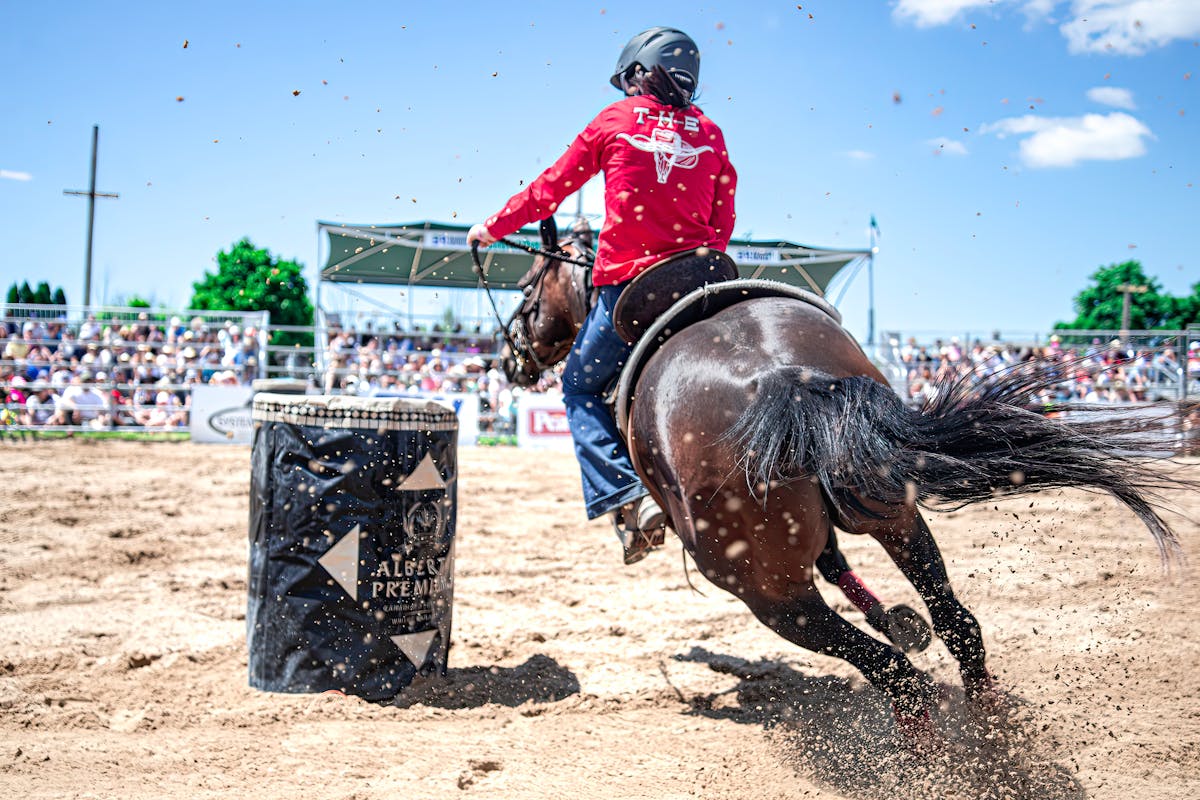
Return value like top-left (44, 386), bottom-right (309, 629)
top-left (4, 307), bottom-right (1197, 444)
top-left (874, 327), bottom-right (1199, 406)
top-left (2, 304), bottom-right (267, 435)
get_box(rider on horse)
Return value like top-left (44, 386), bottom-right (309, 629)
top-left (468, 27), bottom-right (738, 564)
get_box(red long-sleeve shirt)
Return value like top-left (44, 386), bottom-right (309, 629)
top-left (485, 95), bottom-right (737, 287)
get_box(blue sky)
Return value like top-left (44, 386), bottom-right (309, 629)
top-left (1, 1), bottom-right (1196, 342)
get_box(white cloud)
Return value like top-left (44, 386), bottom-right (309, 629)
top-left (928, 137), bottom-right (970, 155)
top-left (894, 0), bottom-right (1200, 55)
top-left (1086, 86), bottom-right (1137, 109)
top-left (980, 111), bottom-right (1153, 167)
top-left (0, 169), bottom-right (32, 181)
top-left (893, 0), bottom-right (1005, 27)
top-left (1020, 0), bottom-right (1060, 19)
top-left (845, 150), bottom-right (876, 161)
top-left (1060, 0), bottom-right (1200, 55)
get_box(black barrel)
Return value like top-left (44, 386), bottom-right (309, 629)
top-left (247, 393), bottom-right (458, 700)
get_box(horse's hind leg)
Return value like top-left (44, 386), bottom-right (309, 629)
top-left (816, 527), bottom-right (932, 652)
top-left (744, 582), bottom-right (937, 721)
top-left (872, 511), bottom-right (993, 698)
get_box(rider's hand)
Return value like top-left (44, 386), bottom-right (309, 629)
top-left (467, 223), bottom-right (496, 247)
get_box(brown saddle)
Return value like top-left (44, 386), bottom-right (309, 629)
top-left (611, 248), bottom-right (739, 345)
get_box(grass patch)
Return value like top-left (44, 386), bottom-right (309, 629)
top-left (476, 434), bottom-right (518, 446)
top-left (1, 429), bottom-right (191, 443)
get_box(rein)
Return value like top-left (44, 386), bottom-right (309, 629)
top-left (470, 239), bottom-right (592, 376)
top-left (494, 236), bottom-right (592, 267)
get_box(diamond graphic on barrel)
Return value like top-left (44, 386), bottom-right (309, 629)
top-left (318, 524), bottom-right (361, 599)
top-left (391, 630), bottom-right (438, 668)
top-left (397, 453), bottom-right (447, 491)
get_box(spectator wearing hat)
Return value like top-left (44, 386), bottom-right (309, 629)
top-left (136, 389), bottom-right (187, 428)
top-left (55, 326), bottom-right (79, 363)
top-left (20, 339), bottom-right (53, 381)
top-left (5, 375), bottom-right (29, 415)
top-left (77, 314), bottom-right (100, 342)
top-left (4, 328), bottom-right (30, 361)
top-left (166, 316), bottom-right (185, 343)
top-left (22, 382), bottom-right (58, 426)
top-left (50, 371), bottom-right (110, 428)
top-left (47, 365), bottom-right (71, 391)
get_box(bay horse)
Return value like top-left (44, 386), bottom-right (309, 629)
top-left (495, 221), bottom-right (1185, 738)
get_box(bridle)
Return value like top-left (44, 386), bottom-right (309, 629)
top-left (470, 236), bottom-right (593, 378)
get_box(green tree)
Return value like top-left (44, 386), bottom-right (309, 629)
top-left (1054, 260), bottom-right (1176, 331)
top-left (190, 238), bottom-right (314, 348)
top-left (18, 281), bottom-right (33, 304)
top-left (112, 292), bottom-right (165, 311)
top-left (28, 282), bottom-right (53, 317)
top-left (5, 284), bottom-right (18, 306)
top-left (32, 281), bottom-right (53, 305)
top-left (52, 287), bottom-right (67, 306)
top-left (1162, 281), bottom-right (1200, 330)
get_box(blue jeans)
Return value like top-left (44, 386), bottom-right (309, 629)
top-left (561, 283), bottom-right (648, 519)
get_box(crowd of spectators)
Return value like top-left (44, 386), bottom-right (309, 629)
top-left (2, 311), bottom-right (264, 429)
top-left (890, 334), bottom-right (1200, 407)
top-left (6, 306), bottom-right (1197, 433)
top-left (320, 323), bottom-right (560, 433)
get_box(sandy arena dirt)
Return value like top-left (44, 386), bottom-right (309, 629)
top-left (0, 439), bottom-right (1197, 799)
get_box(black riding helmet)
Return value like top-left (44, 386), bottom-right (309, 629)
top-left (610, 27), bottom-right (699, 97)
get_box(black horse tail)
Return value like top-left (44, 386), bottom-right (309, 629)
top-left (725, 364), bottom-right (1187, 567)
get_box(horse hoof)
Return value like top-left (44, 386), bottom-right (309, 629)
top-left (892, 706), bottom-right (939, 753)
top-left (964, 670), bottom-right (1009, 721)
top-left (963, 669), bottom-right (998, 702)
top-left (883, 604), bottom-right (933, 653)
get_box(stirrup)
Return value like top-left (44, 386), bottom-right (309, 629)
top-left (612, 497), bottom-right (667, 565)
top-left (636, 496), bottom-right (666, 532)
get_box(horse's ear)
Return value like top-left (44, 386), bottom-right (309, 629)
top-left (539, 216), bottom-right (559, 251)
top-left (570, 216), bottom-right (593, 250)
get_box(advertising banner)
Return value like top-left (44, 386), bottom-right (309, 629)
top-left (423, 392), bottom-right (479, 447)
top-left (374, 391), bottom-right (479, 446)
top-left (190, 384), bottom-right (255, 444)
top-left (516, 392), bottom-right (573, 450)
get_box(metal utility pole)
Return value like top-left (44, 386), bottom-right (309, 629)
top-left (867, 215), bottom-right (879, 348)
top-left (1116, 281), bottom-right (1148, 348)
top-left (64, 125), bottom-right (119, 310)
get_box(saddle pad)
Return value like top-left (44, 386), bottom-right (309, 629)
top-left (614, 279), bottom-right (843, 436)
top-left (611, 248), bottom-right (739, 345)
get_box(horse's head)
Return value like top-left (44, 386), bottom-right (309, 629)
top-left (500, 216), bottom-right (594, 386)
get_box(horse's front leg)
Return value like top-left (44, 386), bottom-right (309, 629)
top-left (871, 511), bottom-right (993, 700)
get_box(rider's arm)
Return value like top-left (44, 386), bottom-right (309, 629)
top-left (483, 116), bottom-right (605, 241)
top-left (708, 134), bottom-right (737, 251)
